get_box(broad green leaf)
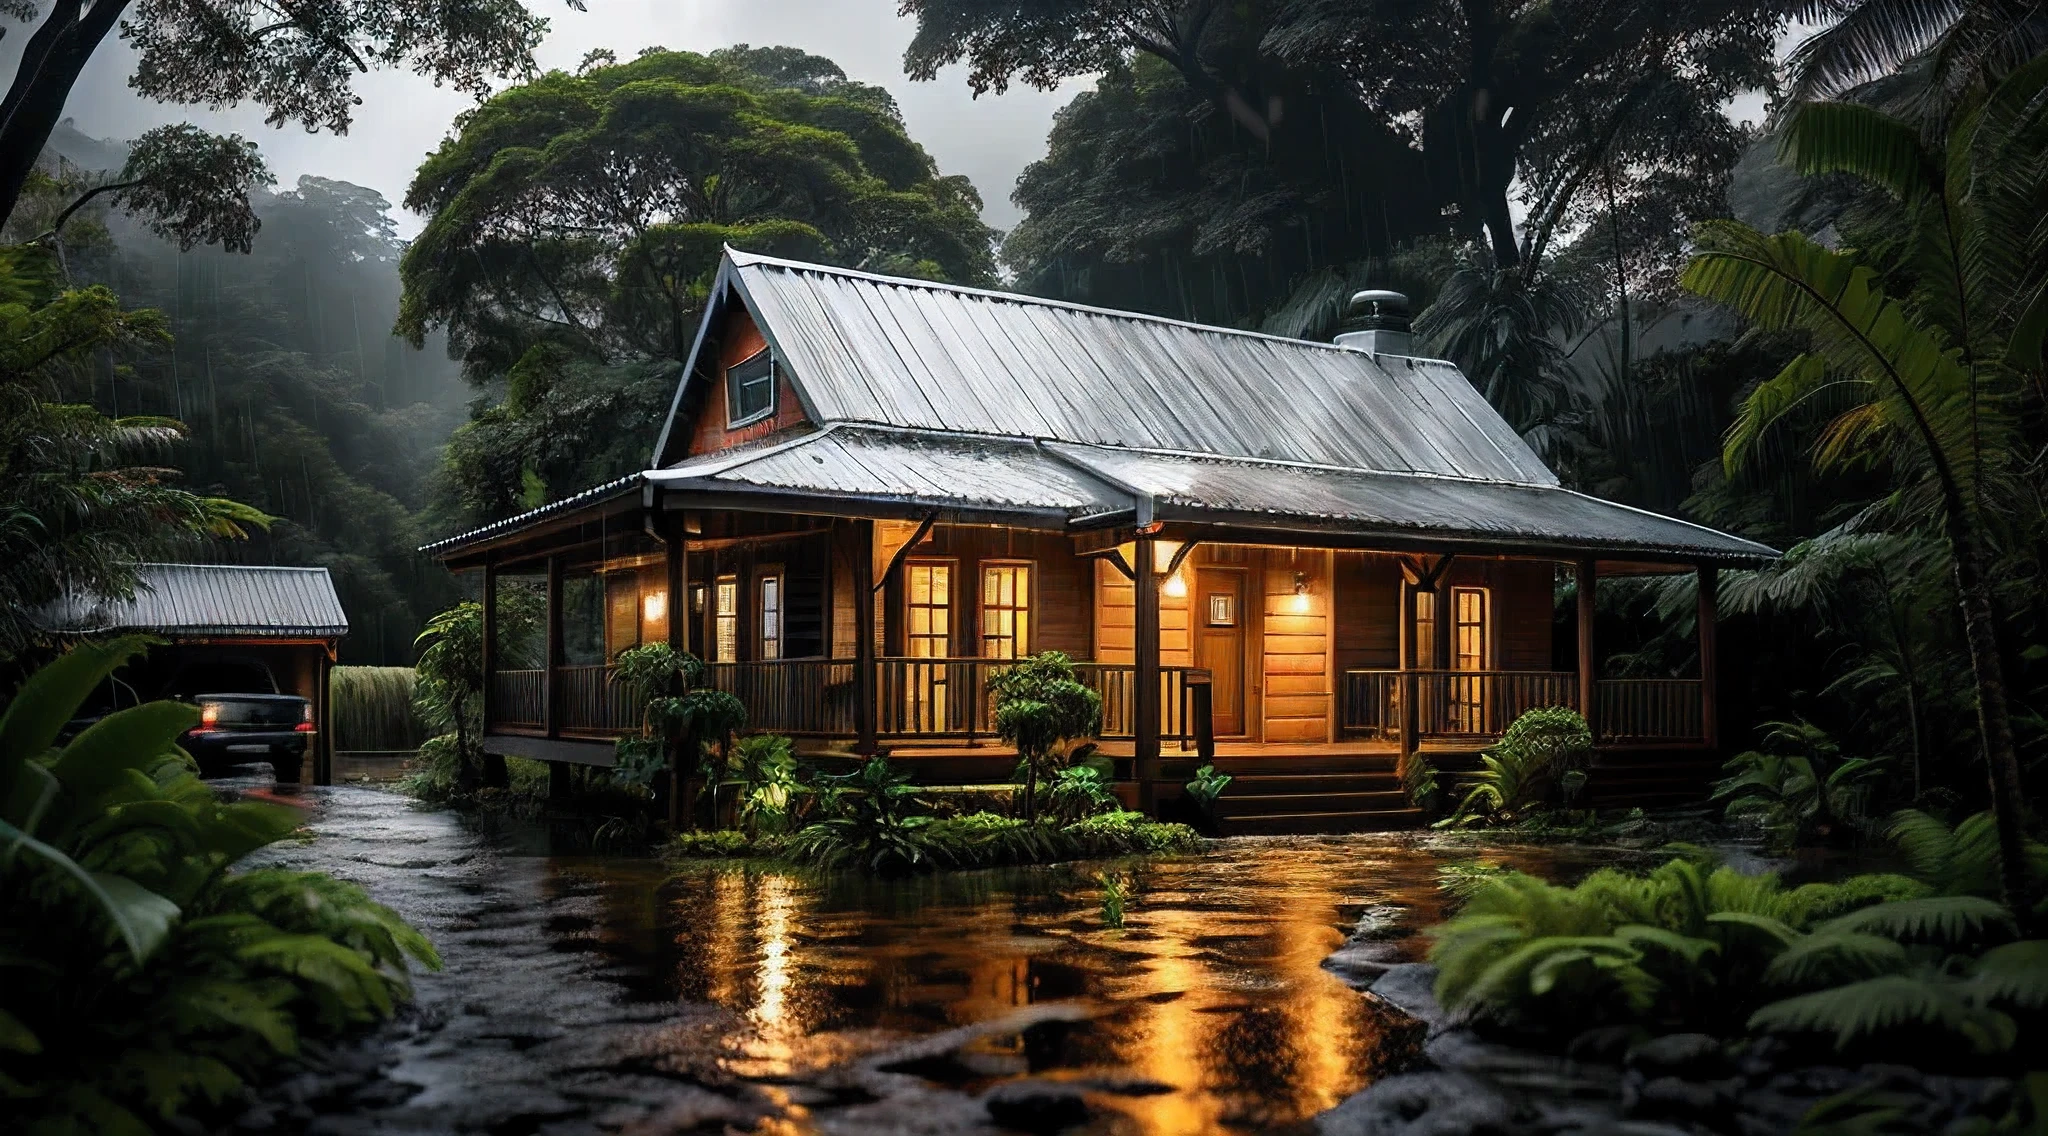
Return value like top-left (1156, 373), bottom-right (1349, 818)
top-left (0, 637), bottom-right (155, 791)
top-left (48, 702), bottom-right (200, 802)
top-left (0, 817), bottom-right (180, 961)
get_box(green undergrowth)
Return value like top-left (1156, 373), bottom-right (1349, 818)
top-left (2, 638), bottom-right (440, 1134)
top-left (1426, 812), bottom-right (2048, 1073)
top-left (666, 809), bottom-right (1202, 873)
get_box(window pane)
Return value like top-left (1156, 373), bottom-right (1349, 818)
top-left (761, 576), bottom-right (781, 660)
top-left (726, 350), bottom-right (775, 424)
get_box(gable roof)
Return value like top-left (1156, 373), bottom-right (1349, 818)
top-left (431, 250), bottom-right (1776, 567)
top-left (37, 563), bottom-right (350, 639)
top-left (656, 249), bottom-right (1555, 485)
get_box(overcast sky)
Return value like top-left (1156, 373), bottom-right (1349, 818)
top-left (37, 0), bottom-right (1088, 236)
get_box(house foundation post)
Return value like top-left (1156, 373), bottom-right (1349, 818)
top-left (1134, 533), bottom-right (1162, 813)
top-left (1576, 557), bottom-right (1598, 738)
top-left (1398, 579), bottom-right (1418, 775)
top-left (1698, 564), bottom-right (1719, 750)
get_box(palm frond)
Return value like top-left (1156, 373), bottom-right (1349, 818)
top-left (1749, 974), bottom-right (2016, 1054)
top-left (1764, 931), bottom-right (1910, 988)
top-left (1818, 894), bottom-right (2015, 945)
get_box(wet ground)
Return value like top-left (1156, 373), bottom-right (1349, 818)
top-left (232, 779), bottom-right (1628, 1135)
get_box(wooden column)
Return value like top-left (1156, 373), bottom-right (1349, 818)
top-left (313, 650), bottom-right (333, 786)
top-left (1133, 533), bottom-right (1162, 813)
top-left (853, 519), bottom-right (878, 757)
top-left (479, 558), bottom-right (496, 744)
top-left (1698, 564), bottom-right (1720, 749)
top-left (1397, 579), bottom-right (1417, 771)
top-left (544, 554), bottom-right (563, 740)
top-left (1576, 557), bottom-right (1598, 733)
top-left (665, 524), bottom-right (688, 829)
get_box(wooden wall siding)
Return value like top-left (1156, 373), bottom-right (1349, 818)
top-left (1500, 560), bottom-right (1556, 670)
top-left (1093, 558), bottom-right (1191, 667)
top-left (860, 525), bottom-right (1093, 658)
top-left (685, 308), bottom-right (810, 457)
top-left (1333, 551), bottom-right (1401, 674)
top-left (693, 534), bottom-right (829, 659)
top-left (1261, 549), bottom-right (1332, 743)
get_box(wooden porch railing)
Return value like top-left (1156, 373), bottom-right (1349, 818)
top-left (487, 657), bottom-right (1207, 748)
top-left (488, 669), bottom-right (545, 731)
top-left (1595, 678), bottom-right (1705, 744)
top-left (1340, 669), bottom-right (1705, 744)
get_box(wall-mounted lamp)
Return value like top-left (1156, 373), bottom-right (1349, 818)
top-left (642, 590), bottom-right (668, 623)
top-left (1163, 571), bottom-right (1188, 598)
top-left (1290, 570), bottom-right (1311, 613)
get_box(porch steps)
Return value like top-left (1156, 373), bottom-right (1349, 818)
top-left (1223, 808), bottom-right (1428, 835)
top-left (1201, 754), bottom-right (1419, 835)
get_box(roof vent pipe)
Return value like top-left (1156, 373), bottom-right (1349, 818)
top-left (1333, 289), bottom-right (1414, 357)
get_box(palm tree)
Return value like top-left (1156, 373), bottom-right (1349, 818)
top-left (1787, 0), bottom-right (2048, 111)
top-left (1680, 54), bottom-right (2048, 915)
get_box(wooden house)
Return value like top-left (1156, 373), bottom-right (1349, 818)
top-left (422, 250), bottom-right (1775, 832)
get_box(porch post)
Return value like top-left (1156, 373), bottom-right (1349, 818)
top-left (542, 554), bottom-right (564, 754)
top-left (1576, 557), bottom-right (1598, 735)
top-left (1398, 579), bottom-right (1418, 769)
top-left (665, 524), bottom-right (688, 830)
top-left (1698, 564), bottom-right (1719, 749)
top-left (853, 519), bottom-right (878, 757)
top-left (1134, 533), bottom-right (1162, 812)
top-left (480, 557), bottom-right (496, 747)
top-left (313, 649), bottom-right (333, 786)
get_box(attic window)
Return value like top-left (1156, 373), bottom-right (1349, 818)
top-left (726, 347), bottom-right (777, 428)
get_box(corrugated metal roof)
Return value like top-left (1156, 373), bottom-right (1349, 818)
top-left (1048, 445), bottom-right (1778, 562)
top-left (646, 426), bottom-right (1127, 518)
top-left (39, 563), bottom-right (350, 638)
top-left (416, 475), bottom-right (643, 556)
top-left (722, 250), bottom-right (1557, 485)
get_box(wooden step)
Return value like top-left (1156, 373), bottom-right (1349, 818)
top-left (1221, 809), bottom-right (1427, 836)
top-left (1215, 790), bottom-right (1412, 819)
top-left (1225, 772), bottom-right (1402, 796)
top-left (1205, 753), bottom-right (1397, 776)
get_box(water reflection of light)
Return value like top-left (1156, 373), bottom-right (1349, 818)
top-left (752, 873), bottom-right (795, 1030)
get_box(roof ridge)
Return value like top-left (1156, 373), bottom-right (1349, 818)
top-left (723, 246), bottom-right (1454, 362)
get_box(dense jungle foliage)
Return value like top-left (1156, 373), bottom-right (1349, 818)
top-left (0, 639), bottom-right (439, 1134)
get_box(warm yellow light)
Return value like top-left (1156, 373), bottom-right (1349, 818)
top-left (1290, 590), bottom-right (1312, 613)
top-left (1163, 571), bottom-right (1187, 598)
top-left (642, 590), bottom-right (668, 622)
top-left (1152, 539), bottom-right (1188, 575)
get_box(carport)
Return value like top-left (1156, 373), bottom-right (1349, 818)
top-left (38, 563), bottom-right (350, 783)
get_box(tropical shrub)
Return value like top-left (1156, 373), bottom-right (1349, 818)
top-left (1, 638), bottom-right (439, 1133)
top-left (988, 651), bottom-right (1102, 820)
top-left (1443, 706), bottom-right (1592, 826)
top-left (1401, 754), bottom-right (1442, 813)
top-left (666, 829), bottom-right (762, 859)
top-left (1183, 763), bottom-right (1231, 826)
top-left (783, 757), bottom-right (940, 874)
top-left (412, 601), bottom-right (486, 790)
top-left (730, 734), bottom-right (802, 835)
top-left (1714, 720), bottom-right (1888, 848)
top-left (1044, 764), bottom-right (1118, 823)
top-left (1886, 810), bottom-right (2048, 920)
top-left (1429, 850), bottom-right (2047, 1066)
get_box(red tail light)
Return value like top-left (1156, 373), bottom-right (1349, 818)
top-left (295, 704), bottom-right (315, 733)
top-left (199, 701), bottom-right (221, 728)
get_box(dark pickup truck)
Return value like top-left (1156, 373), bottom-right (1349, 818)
top-left (161, 660), bottom-right (312, 775)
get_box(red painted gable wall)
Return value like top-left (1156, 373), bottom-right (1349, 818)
top-left (686, 308), bottom-right (810, 456)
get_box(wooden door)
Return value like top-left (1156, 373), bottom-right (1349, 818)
top-left (1194, 568), bottom-right (1246, 736)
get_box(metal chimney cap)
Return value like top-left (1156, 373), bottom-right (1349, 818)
top-left (1349, 289), bottom-right (1409, 308)
top-left (1343, 289), bottom-right (1411, 333)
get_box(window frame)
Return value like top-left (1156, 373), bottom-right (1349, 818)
top-left (903, 559), bottom-right (955, 659)
top-left (725, 346), bottom-right (778, 429)
top-left (979, 560), bottom-right (1033, 659)
top-left (756, 566), bottom-right (784, 661)
top-left (713, 575), bottom-right (740, 663)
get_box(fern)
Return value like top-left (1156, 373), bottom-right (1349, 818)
top-left (1749, 975), bottom-right (2019, 1055)
top-left (1816, 896), bottom-right (2016, 947)
top-left (1763, 932), bottom-right (1909, 989)
top-left (1968, 941), bottom-right (2048, 1010)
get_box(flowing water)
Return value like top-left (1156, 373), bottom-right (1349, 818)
top-left (238, 780), bottom-right (1628, 1135)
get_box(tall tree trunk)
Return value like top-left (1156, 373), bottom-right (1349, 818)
top-left (1943, 506), bottom-right (2033, 922)
top-left (0, 0), bottom-right (132, 226)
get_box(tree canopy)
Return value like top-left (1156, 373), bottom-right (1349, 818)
top-left (397, 46), bottom-right (998, 382)
top-left (0, 0), bottom-right (566, 232)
